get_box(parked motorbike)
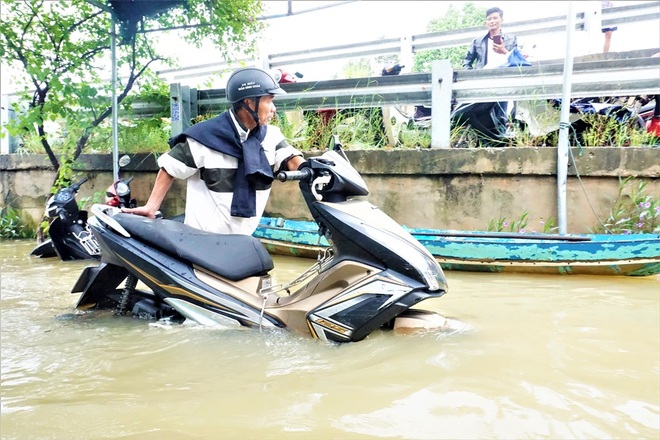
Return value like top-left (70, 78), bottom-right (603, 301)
top-left (382, 63), bottom-right (524, 146)
top-left (274, 66), bottom-right (338, 123)
top-left (274, 66), bottom-right (392, 147)
top-left (382, 63), bottom-right (647, 147)
top-left (72, 136), bottom-right (450, 343)
top-left (29, 177), bottom-right (100, 260)
top-left (30, 155), bottom-right (137, 261)
top-left (381, 64), bottom-right (432, 136)
top-left (638, 94), bottom-right (660, 137)
top-left (270, 67), bottom-right (303, 84)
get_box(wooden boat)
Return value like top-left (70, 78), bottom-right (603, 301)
top-left (254, 216), bottom-right (660, 277)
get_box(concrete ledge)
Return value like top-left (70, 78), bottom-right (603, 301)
top-left (2, 148), bottom-right (657, 177)
top-left (0, 153), bottom-right (160, 172)
top-left (344, 147), bottom-right (659, 177)
top-left (2, 148), bottom-right (658, 233)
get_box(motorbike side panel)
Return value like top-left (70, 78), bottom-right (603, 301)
top-left (306, 274), bottom-right (440, 343)
top-left (90, 222), bottom-right (283, 328)
top-left (73, 262), bottom-right (130, 308)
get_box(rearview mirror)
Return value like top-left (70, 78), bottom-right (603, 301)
top-left (328, 135), bottom-right (349, 162)
top-left (118, 155), bottom-right (131, 168)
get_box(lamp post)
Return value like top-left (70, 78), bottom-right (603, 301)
top-left (557, 1), bottom-right (576, 235)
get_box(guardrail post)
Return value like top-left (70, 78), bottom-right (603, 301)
top-left (190, 88), bottom-right (198, 122)
top-left (170, 83), bottom-right (192, 137)
top-left (400, 35), bottom-right (413, 71)
top-left (431, 60), bottom-right (453, 149)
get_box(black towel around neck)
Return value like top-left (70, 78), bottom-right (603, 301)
top-left (168, 112), bottom-right (274, 218)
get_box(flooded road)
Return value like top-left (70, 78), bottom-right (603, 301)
top-left (1, 240), bottom-right (659, 439)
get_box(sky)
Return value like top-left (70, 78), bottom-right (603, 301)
top-left (1, 1), bottom-right (658, 93)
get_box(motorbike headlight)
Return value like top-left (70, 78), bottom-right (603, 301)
top-left (390, 237), bottom-right (447, 292)
top-left (360, 222), bottom-right (447, 292)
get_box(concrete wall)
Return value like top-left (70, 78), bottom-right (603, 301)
top-left (1, 148), bottom-right (658, 233)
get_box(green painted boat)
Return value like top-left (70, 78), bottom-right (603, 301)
top-left (254, 216), bottom-right (660, 277)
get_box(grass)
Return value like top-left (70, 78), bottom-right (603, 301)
top-left (0, 207), bottom-right (36, 239)
top-left (12, 96), bottom-right (657, 154)
top-left (578, 113), bottom-right (657, 147)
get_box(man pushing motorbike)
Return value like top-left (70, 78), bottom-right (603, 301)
top-left (123, 67), bottom-right (305, 235)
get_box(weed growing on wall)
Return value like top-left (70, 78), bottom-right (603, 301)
top-left (400, 126), bottom-right (432, 149)
top-left (592, 177), bottom-right (660, 234)
top-left (486, 212), bottom-right (560, 234)
top-left (0, 207), bottom-right (35, 239)
top-left (487, 211), bottom-right (529, 233)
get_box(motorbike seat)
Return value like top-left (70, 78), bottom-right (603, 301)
top-left (113, 213), bottom-right (274, 280)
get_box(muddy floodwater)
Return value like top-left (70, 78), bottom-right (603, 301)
top-left (1, 240), bottom-right (659, 439)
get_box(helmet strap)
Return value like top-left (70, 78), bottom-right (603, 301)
top-left (238, 97), bottom-right (261, 127)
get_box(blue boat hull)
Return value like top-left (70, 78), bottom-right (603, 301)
top-left (255, 217), bottom-right (660, 277)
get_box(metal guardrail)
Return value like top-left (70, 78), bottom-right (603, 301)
top-left (195, 73), bottom-right (432, 113)
top-left (159, 1), bottom-right (659, 82)
top-left (101, 3), bottom-right (660, 148)
top-left (169, 51), bottom-right (660, 148)
top-left (452, 56), bottom-right (660, 103)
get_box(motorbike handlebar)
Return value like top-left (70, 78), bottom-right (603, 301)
top-left (381, 64), bottom-right (404, 76)
top-left (276, 167), bottom-right (313, 182)
top-left (71, 177), bottom-right (88, 191)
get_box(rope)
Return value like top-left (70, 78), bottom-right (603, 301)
top-left (564, 124), bottom-right (611, 233)
top-left (259, 293), bottom-right (268, 332)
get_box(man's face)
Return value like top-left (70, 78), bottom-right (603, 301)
top-left (252, 95), bottom-right (276, 125)
top-left (485, 12), bottom-right (503, 32)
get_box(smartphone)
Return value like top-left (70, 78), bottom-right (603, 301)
top-left (493, 35), bottom-right (502, 45)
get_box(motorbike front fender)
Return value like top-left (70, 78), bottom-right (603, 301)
top-left (30, 239), bottom-right (57, 258)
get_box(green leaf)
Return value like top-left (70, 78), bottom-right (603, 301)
top-left (2, 0), bottom-right (263, 167)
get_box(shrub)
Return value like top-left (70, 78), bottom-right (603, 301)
top-left (0, 207), bottom-right (35, 239)
top-left (592, 177), bottom-right (659, 234)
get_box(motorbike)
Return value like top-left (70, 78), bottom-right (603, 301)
top-left (380, 64), bottom-right (432, 138)
top-left (30, 155), bottom-right (137, 261)
top-left (382, 63), bottom-right (647, 147)
top-left (72, 136), bottom-right (450, 343)
top-left (29, 177), bottom-right (100, 260)
top-left (269, 67), bottom-right (303, 84)
top-left (273, 66), bottom-right (337, 123)
top-left (638, 94), bottom-right (660, 137)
